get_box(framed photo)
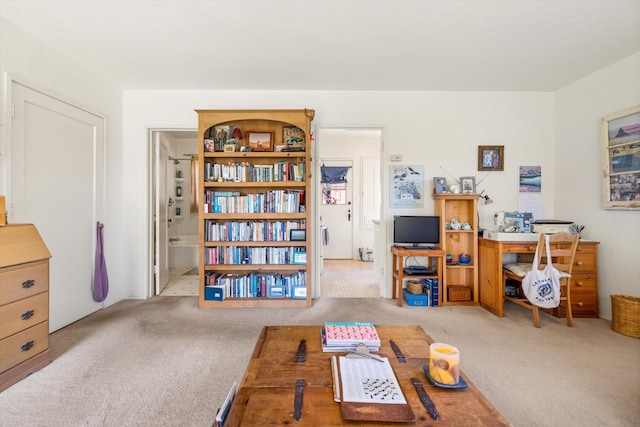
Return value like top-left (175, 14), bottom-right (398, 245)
top-left (460, 176), bottom-right (477, 194)
top-left (282, 126), bottom-right (306, 151)
top-left (212, 125), bottom-right (233, 152)
top-left (292, 250), bottom-right (307, 265)
top-left (433, 177), bottom-right (448, 193)
top-left (601, 105), bottom-right (640, 210)
top-left (223, 143), bottom-right (236, 152)
top-left (478, 145), bottom-right (504, 171)
top-left (290, 229), bottom-right (306, 242)
top-left (275, 144), bottom-right (286, 152)
top-left (247, 131), bottom-right (274, 152)
top-left (239, 146), bottom-right (251, 152)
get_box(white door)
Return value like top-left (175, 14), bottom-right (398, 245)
top-left (154, 135), bottom-right (170, 295)
top-left (321, 161), bottom-right (353, 259)
top-left (10, 81), bottom-right (106, 332)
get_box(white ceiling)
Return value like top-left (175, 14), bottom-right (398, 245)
top-left (1, 0), bottom-right (639, 91)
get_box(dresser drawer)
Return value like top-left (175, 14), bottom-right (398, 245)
top-left (572, 254), bottom-right (597, 274)
top-left (557, 294), bottom-right (598, 317)
top-left (0, 321), bottom-right (48, 373)
top-left (0, 260), bottom-right (49, 304)
top-left (0, 292), bottom-right (49, 340)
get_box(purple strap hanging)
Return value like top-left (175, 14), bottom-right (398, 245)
top-left (93, 222), bottom-right (109, 302)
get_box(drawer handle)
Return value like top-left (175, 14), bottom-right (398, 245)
top-left (576, 261), bottom-right (583, 266)
top-left (576, 282), bottom-right (583, 287)
top-left (527, 246), bottom-right (535, 251)
top-left (577, 302), bottom-right (584, 307)
top-left (22, 279), bottom-right (35, 288)
top-left (21, 341), bottom-right (35, 352)
top-left (21, 310), bottom-right (35, 320)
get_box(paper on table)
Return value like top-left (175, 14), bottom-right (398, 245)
top-left (338, 356), bottom-right (407, 404)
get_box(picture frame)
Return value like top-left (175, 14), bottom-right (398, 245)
top-left (239, 145), bottom-right (251, 152)
top-left (433, 177), bottom-right (448, 193)
top-left (460, 176), bottom-right (477, 194)
top-left (292, 250), bottom-right (307, 265)
top-left (390, 165), bottom-right (424, 208)
top-left (282, 126), bottom-right (306, 151)
top-left (601, 105), bottom-right (640, 210)
top-left (212, 125), bottom-right (233, 152)
top-left (223, 143), bottom-right (236, 152)
top-left (290, 229), bottom-right (306, 242)
top-left (247, 131), bottom-right (274, 152)
top-left (478, 145), bottom-right (504, 171)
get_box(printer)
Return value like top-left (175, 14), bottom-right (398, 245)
top-left (531, 219), bottom-right (574, 234)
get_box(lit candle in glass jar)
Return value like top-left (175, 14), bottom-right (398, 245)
top-left (429, 343), bottom-right (460, 385)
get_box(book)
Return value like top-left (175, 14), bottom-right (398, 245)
top-left (322, 322), bottom-right (381, 352)
top-left (215, 381), bottom-right (237, 426)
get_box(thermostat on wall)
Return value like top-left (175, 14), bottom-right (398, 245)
top-left (390, 154), bottom-right (402, 162)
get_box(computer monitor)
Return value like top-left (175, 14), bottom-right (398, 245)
top-left (393, 215), bottom-right (440, 248)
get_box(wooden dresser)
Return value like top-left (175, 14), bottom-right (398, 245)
top-left (0, 224), bottom-right (52, 392)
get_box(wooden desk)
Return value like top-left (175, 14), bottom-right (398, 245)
top-left (391, 246), bottom-right (444, 307)
top-left (479, 238), bottom-right (600, 318)
top-left (224, 325), bottom-right (508, 426)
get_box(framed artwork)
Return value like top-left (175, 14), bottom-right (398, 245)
top-left (433, 177), bottom-right (448, 193)
top-left (292, 250), bottom-right (307, 265)
top-left (460, 176), bottom-right (476, 194)
top-left (290, 229), bottom-right (306, 242)
top-left (239, 146), bottom-right (251, 152)
top-left (478, 145), bottom-right (504, 171)
top-left (282, 126), bottom-right (306, 151)
top-left (390, 165), bottom-right (424, 208)
top-left (247, 131), bottom-right (274, 152)
top-left (601, 105), bottom-right (640, 210)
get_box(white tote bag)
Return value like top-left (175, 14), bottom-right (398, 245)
top-left (521, 234), bottom-right (561, 308)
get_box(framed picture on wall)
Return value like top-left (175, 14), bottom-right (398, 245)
top-left (601, 105), bottom-right (640, 210)
top-left (478, 145), bottom-right (504, 171)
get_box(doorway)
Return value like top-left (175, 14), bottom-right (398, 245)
top-left (149, 129), bottom-right (199, 297)
top-left (317, 128), bottom-right (382, 298)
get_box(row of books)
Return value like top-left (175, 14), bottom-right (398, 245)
top-left (321, 322), bottom-right (381, 352)
top-left (420, 278), bottom-right (439, 307)
top-left (204, 246), bottom-right (306, 265)
top-left (203, 189), bottom-right (305, 214)
top-left (205, 271), bottom-right (307, 299)
top-left (204, 219), bottom-right (305, 242)
top-left (204, 161), bottom-right (305, 183)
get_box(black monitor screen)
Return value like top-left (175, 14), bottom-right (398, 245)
top-left (393, 216), bottom-right (440, 248)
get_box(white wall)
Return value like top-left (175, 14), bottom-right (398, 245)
top-left (555, 52), bottom-right (640, 320)
top-left (0, 19), bottom-right (125, 305)
top-left (123, 90), bottom-right (554, 298)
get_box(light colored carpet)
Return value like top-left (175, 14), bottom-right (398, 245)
top-left (0, 297), bottom-right (638, 427)
top-left (321, 259), bottom-right (379, 297)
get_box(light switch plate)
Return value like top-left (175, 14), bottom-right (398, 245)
top-left (390, 154), bottom-right (402, 162)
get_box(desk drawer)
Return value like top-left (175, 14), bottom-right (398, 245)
top-left (0, 292), bottom-right (49, 340)
top-left (557, 293), bottom-right (598, 317)
top-left (573, 254), bottom-right (597, 274)
top-left (0, 260), bottom-right (49, 304)
top-left (502, 243), bottom-right (538, 254)
top-left (571, 273), bottom-right (597, 292)
top-left (0, 321), bottom-right (48, 373)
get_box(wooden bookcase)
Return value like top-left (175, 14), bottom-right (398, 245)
top-left (433, 194), bottom-right (479, 306)
top-left (196, 109), bottom-right (314, 308)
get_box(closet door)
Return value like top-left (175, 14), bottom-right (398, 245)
top-left (10, 81), bottom-right (106, 332)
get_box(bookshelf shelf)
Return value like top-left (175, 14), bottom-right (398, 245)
top-left (196, 109), bottom-right (315, 308)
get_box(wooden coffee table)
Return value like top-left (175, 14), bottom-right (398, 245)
top-left (223, 325), bottom-right (508, 426)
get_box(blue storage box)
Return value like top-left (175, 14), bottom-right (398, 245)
top-left (205, 285), bottom-right (225, 301)
top-left (403, 289), bottom-right (430, 306)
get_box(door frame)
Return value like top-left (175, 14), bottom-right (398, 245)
top-left (147, 127), bottom-right (196, 298)
top-left (313, 125), bottom-right (388, 298)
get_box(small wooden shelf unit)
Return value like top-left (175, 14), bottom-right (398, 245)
top-left (391, 246), bottom-right (444, 307)
top-left (433, 193), bottom-right (479, 306)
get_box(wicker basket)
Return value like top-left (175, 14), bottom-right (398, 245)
top-left (611, 295), bottom-right (640, 338)
top-left (406, 281), bottom-right (423, 295)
